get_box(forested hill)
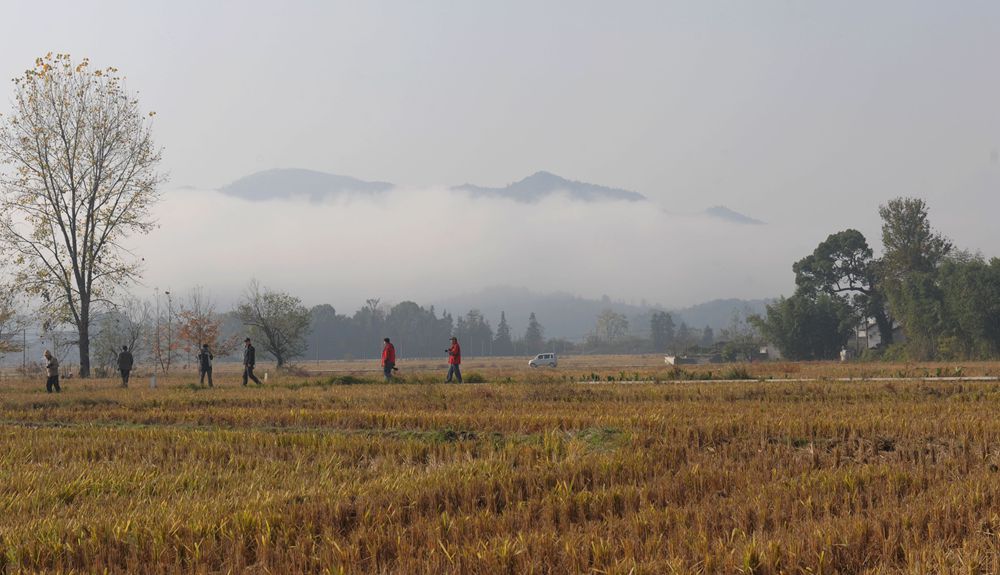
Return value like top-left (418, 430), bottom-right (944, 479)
top-left (452, 171), bottom-right (646, 203)
top-left (220, 169), bottom-right (646, 203)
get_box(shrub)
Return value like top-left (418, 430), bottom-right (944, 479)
top-left (722, 365), bottom-right (753, 380)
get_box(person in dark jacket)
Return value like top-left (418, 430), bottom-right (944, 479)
top-left (44, 350), bottom-right (60, 393)
top-left (198, 343), bottom-right (214, 387)
top-left (117, 345), bottom-right (134, 388)
top-left (242, 338), bottom-right (262, 386)
top-left (445, 337), bottom-right (462, 383)
top-left (381, 337), bottom-right (396, 381)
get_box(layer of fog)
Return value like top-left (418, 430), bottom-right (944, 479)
top-left (129, 186), bottom-right (842, 313)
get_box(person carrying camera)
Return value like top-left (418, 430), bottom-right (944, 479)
top-left (198, 343), bottom-right (214, 387)
top-left (445, 336), bottom-right (462, 383)
top-left (242, 338), bottom-right (262, 386)
top-left (381, 337), bottom-right (397, 381)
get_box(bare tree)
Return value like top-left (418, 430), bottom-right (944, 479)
top-left (0, 284), bottom-right (26, 356)
top-left (92, 314), bottom-right (125, 376)
top-left (93, 297), bottom-right (152, 374)
top-left (595, 309), bottom-right (629, 343)
top-left (0, 54), bottom-right (163, 377)
top-left (117, 297), bottom-right (152, 357)
top-left (236, 280), bottom-right (310, 368)
top-left (41, 324), bottom-right (76, 367)
top-left (721, 309), bottom-right (764, 362)
top-left (150, 289), bottom-right (179, 373)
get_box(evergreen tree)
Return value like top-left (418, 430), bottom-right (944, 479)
top-left (751, 292), bottom-right (854, 360)
top-left (701, 326), bottom-right (714, 347)
top-left (795, 229), bottom-right (892, 346)
top-left (878, 197), bottom-right (953, 359)
top-left (493, 311), bottom-right (514, 356)
top-left (649, 311), bottom-right (675, 352)
top-left (524, 312), bottom-right (545, 352)
top-left (455, 309), bottom-right (493, 356)
top-left (675, 322), bottom-right (693, 353)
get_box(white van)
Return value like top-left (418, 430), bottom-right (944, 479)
top-left (528, 353), bottom-right (557, 368)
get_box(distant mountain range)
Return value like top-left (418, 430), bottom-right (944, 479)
top-left (218, 168), bottom-right (763, 223)
top-left (453, 171), bottom-right (645, 203)
top-left (704, 205), bottom-right (765, 225)
top-left (220, 169), bottom-right (392, 202)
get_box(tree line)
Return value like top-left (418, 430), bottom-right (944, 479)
top-left (754, 197), bottom-right (1000, 361)
top-left (58, 287), bottom-right (727, 372)
top-left (302, 304), bottom-right (725, 361)
top-left (9, 272), bottom-right (717, 373)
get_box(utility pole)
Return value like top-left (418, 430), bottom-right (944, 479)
top-left (155, 288), bottom-right (161, 373)
top-left (165, 290), bottom-right (172, 373)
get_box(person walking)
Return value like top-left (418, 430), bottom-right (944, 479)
top-left (117, 345), bottom-right (134, 388)
top-left (242, 338), bottom-right (262, 386)
top-left (44, 350), bottom-right (60, 393)
top-left (381, 337), bottom-right (397, 381)
top-left (445, 336), bottom-right (462, 383)
top-left (198, 343), bottom-right (214, 387)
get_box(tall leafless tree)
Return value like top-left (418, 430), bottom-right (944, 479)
top-left (595, 309), bottom-right (629, 343)
top-left (0, 283), bottom-right (26, 356)
top-left (0, 54), bottom-right (163, 376)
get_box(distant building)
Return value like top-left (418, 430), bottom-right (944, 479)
top-left (857, 321), bottom-right (906, 350)
top-left (665, 354), bottom-right (722, 366)
top-left (761, 344), bottom-right (782, 361)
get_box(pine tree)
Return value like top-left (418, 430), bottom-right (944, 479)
top-left (701, 326), bottom-right (714, 347)
top-left (493, 311), bottom-right (513, 356)
top-left (650, 311), bottom-right (675, 352)
top-left (524, 312), bottom-right (545, 352)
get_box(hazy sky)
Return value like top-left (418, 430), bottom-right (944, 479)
top-left (2, 1), bottom-right (998, 311)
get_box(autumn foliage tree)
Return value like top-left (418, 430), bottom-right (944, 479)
top-left (176, 287), bottom-right (238, 362)
top-left (0, 54), bottom-right (163, 376)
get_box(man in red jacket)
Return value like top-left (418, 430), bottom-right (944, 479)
top-left (381, 337), bottom-right (397, 381)
top-left (445, 336), bottom-right (462, 383)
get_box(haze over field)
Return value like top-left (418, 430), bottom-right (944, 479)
top-left (2, 0), bottom-right (999, 311)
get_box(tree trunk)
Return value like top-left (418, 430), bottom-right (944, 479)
top-left (78, 299), bottom-right (91, 378)
top-left (874, 308), bottom-right (894, 347)
top-left (78, 321), bottom-right (91, 378)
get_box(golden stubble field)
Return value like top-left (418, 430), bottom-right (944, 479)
top-left (3, 357), bottom-right (1000, 574)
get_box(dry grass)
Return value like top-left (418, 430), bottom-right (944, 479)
top-left (3, 360), bottom-right (1000, 573)
top-left (196, 355), bottom-right (1000, 382)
